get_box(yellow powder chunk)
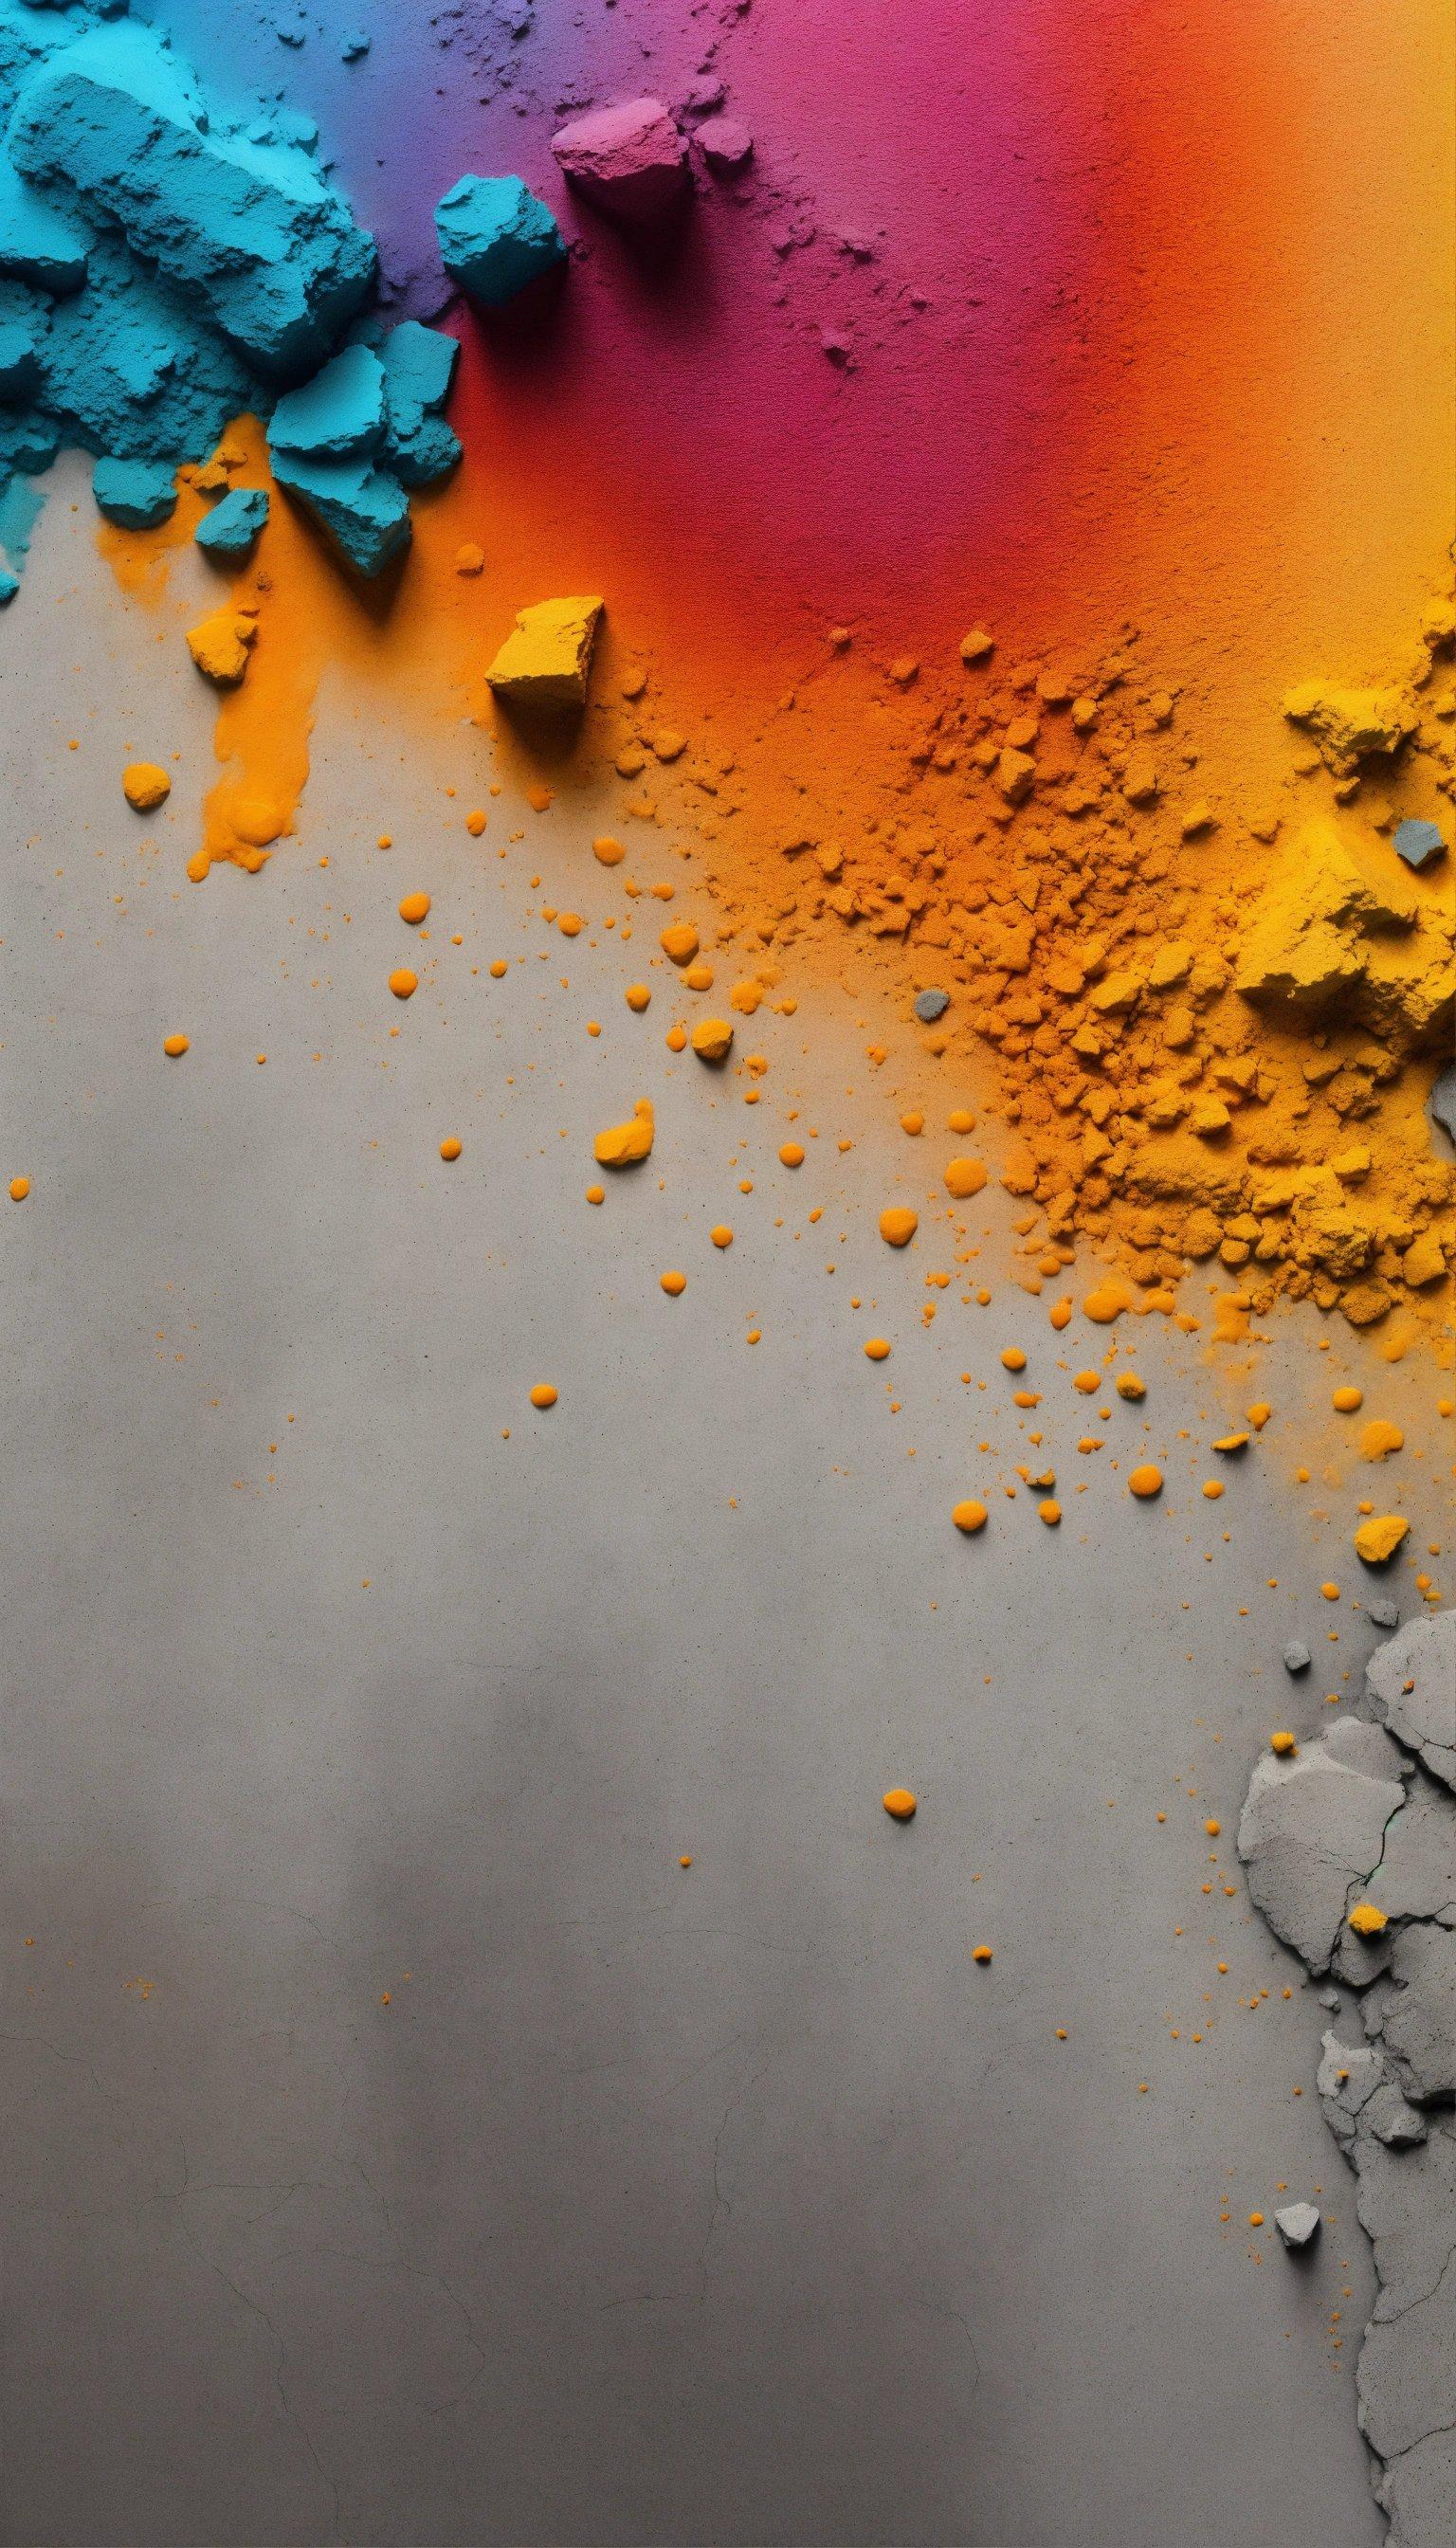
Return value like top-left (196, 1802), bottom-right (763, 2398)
top-left (1332, 1386), bottom-right (1364, 1413)
top-left (1247, 1403), bottom-right (1272, 1429)
top-left (690, 1016), bottom-right (734, 1063)
top-left (162, 1033), bottom-right (190, 1058)
top-left (1270, 1731), bottom-right (1298, 1756)
top-left (440, 1137), bottom-right (463, 1161)
top-left (710, 1224), bottom-right (734, 1248)
top-left (1354, 1514), bottom-right (1409, 1566)
top-left (592, 835), bottom-right (625, 866)
top-left (1205, 1817), bottom-right (1221, 1836)
top-left (972, 1943), bottom-right (993, 1964)
top-left (1116, 1374), bottom-right (1146, 1401)
top-left (388, 968), bottom-right (417, 1000)
top-left (1202, 1481), bottom-right (1225, 1501)
top-left (948, 1108), bottom-right (977, 1134)
top-left (1039, 1498), bottom-right (1062, 1526)
top-left (1359, 1420), bottom-right (1404, 1461)
top-left (883, 1789), bottom-right (917, 1821)
top-left (660, 1268), bottom-right (686, 1297)
top-left (122, 762), bottom-right (171, 812)
top-left (944, 1156), bottom-right (988, 1200)
top-left (779, 1142), bottom-right (806, 1168)
top-left (1000, 1346), bottom-right (1027, 1371)
top-left (864, 1338), bottom-right (891, 1361)
top-left (625, 984), bottom-right (651, 1011)
top-left (9, 1174), bottom-right (30, 1201)
top-left (880, 1207), bottom-right (919, 1247)
top-left (953, 1499), bottom-right (988, 1535)
top-left (661, 922), bottom-right (700, 965)
top-left (683, 963), bottom-right (714, 991)
top-left (585, 1184), bottom-right (605, 1205)
top-left (489, 959), bottom-right (508, 979)
top-left (1128, 1464), bottom-right (1163, 1499)
top-left (1347, 1901), bottom-right (1388, 1937)
top-left (1073, 1370), bottom-right (1101, 1393)
top-left (485, 595), bottom-right (603, 710)
top-left (594, 1099), bottom-right (654, 1168)
top-left (664, 1025), bottom-right (687, 1053)
top-left (398, 891), bottom-right (430, 925)
top-left (465, 809), bottom-right (488, 837)
top-left (557, 912), bottom-right (582, 938)
top-left (529, 1383), bottom-right (558, 1409)
top-left (186, 608), bottom-right (257, 685)
top-left (455, 542), bottom-right (484, 575)
top-left (1213, 1433), bottom-right (1249, 1454)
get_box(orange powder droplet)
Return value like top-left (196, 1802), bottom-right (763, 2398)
top-left (455, 542), bottom-right (484, 575)
top-left (1073, 1370), bottom-right (1100, 1393)
top-left (972, 1944), bottom-right (993, 1964)
top-left (1332, 1386), bottom-right (1363, 1413)
top-left (1202, 1480), bottom-right (1225, 1501)
top-left (122, 761), bottom-right (171, 811)
top-left (1128, 1464), bottom-right (1164, 1499)
top-left (661, 1269), bottom-right (687, 1297)
top-left (585, 1185), bottom-right (605, 1205)
top-left (1247, 1402), bottom-right (1272, 1429)
top-left (9, 1174), bottom-right (31, 1202)
top-left (953, 1499), bottom-right (988, 1534)
top-left (398, 891), bottom-right (430, 925)
top-left (1321, 1581), bottom-right (1341, 1601)
top-left (880, 1206), bottom-right (918, 1247)
top-left (883, 1789), bottom-right (917, 1821)
top-left (864, 1338), bottom-right (891, 1361)
top-left (465, 809), bottom-right (487, 837)
top-left (389, 969), bottom-right (417, 1000)
top-left (1048, 1300), bottom-right (1073, 1331)
top-left (1039, 1498), bottom-right (1062, 1526)
top-left (948, 1109), bottom-right (976, 1135)
top-left (1116, 1374), bottom-right (1146, 1401)
top-left (595, 1099), bottom-right (654, 1168)
top-left (440, 1137), bottom-right (463, 1162)
top-left (665, 1024), bottom-right (688, 1053)
top-left (661, 922), bottom-right (700, 965)
top-left (1084, 1278), bottom-right (1135, 1324)
top-left (1359, 1420), bottom-right (1404, 1461)
top-left (489, 959), bottom-right (508, 979)
top-left (1000, 1346), bottom-right (1028, 1371)
top-left (944, 1156), bottom-right (987, 1200)
top-left (162, 1033), bottom-right (190, 1058)
top-left (1205, 1817), bottom-right (1221, 1837)
top-left (529, 1384), bottom-right (558, 1410)
top-left (711, 1225), bottom-right (734, 1248)
top-left (592, 836), bottom-right (626, 866)
top-left (679, 1854), bottom-right (692, 1868)
top-left (625, 984), bottom-right (651, 1011)
top-left (779, 1142), bottom-right (806, 1168)
top-left (557, 912), bottom-right (582, 937)
top-left (1270, 1730), bottom-right (1297, 1755)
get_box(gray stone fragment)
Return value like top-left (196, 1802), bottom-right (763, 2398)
top-left (1238, 1720), bottom-right (1410, 1971)
top-left (1365, 2081), bottom-right (1429, 2149)
top-left (1283, 1639), bottom-right (1312, 1672)
top-left (1371, 1599), bottom-right (1401, 1629)
top-left (1364, 1772), bottom-right (1456, 1926)
top-left (914, 987), bottom-right (949, 1023)
top-left (1275, 2200), bottom-right (1321, 2248)
top-left (1318, 1984), bottom-right (1342, 2010)
top-left (1366, 1612), bottom-right (1456, 1793)
top-left (1431, 1063), bottom-right (1456, 1147)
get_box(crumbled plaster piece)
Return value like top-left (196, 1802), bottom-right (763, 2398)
top-left (1274, 2201), bottom-right (1321, 2249)
top-left (487, 594), bottom-right (603, 710)
top-left (435, 174), bottom-right (565, 305)
top-left (552, 99), bottom-right (689, 228)
top-left (1237, 1715), bottom-right (1410, 1973)
top-left (1366, 1612), bottom-right (1456, 1793)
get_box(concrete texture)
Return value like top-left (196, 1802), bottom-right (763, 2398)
top-left (1, 466), bottom-right (1431, 2545)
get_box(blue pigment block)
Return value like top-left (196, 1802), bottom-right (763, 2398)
top-left (271, 448), bottom-right (410, 577)
top-left (435, 174), bottom-right (565, 307)
top-left (0, 319), bottom-right (40, 402)
top-left (381, 320), bottom-right (458, 426)
top-left (92, 454), bottom-right (176, 528)
top-left (0, 564), bottom-right (18, 606)
top-left (9, 22), bottom-right (374, 374)
top-left (391, 411), bottom-right (461, 489)
top-left (195, 485), bottom-right (269, 556)
top-left (268, 341), bottom-right (385, 461)
top-left (1392, 817), bottom-right (1446, 870)
top-left (0, 161), bottom-right (88, 296)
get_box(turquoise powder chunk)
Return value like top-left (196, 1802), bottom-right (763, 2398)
top-left (270, 447), bottom-right (410, 578)
top-left (0, 563), bottom-right (17, 604)
top-left (9, 21), bottom-right (374, 375)
top-left (268, 341), bottom-right (386, 460)
top-left (435, 174), bottom-right (565, 307)
top-left (0, 159), bottom-right (88, 295)
top-left (0, 318), bottom-right (40, 399)
top-left (380, 320), bottom-right (460, 484)
top-left (195, 485), bottom-right (269, 557)
top-left (92, 454), bottom-right (176, 527)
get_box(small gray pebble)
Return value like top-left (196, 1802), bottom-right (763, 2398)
top-left (1283, 1640), bottom-right (1311, 1673)
top-left (1370, 1599), bottom-right (1400, 1629)
top-left (1274, 2201), bottom-right (1321, 2250)
top-left (914, 988), bottom-right (950, 1023)
top-left (1432, 1064), bottom-right (1456, 1146)
top-left (1317, 1986), bottom-right (1341, 2011)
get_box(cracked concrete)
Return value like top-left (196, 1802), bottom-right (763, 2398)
top-left (1241, 1613), bottom-right (1456, 2548)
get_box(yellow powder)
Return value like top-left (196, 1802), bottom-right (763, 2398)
top-left (880, 1206), bottom-right (919, 1247)
top-left (594, 1099), bottom-right (655, 1167)
top-left (944, 1156), bottom-right (988, 1199)
top-left (864, 1338), bottom-right (892, 1360)
top-left (162, 1033), bottom-right (190, 1058)
top-left (690, 1017), bottom-right (734, 1063)
top-left (1128, 1464), bottom-right (1163, 1499)
top-left (661, 922), bottom-right (700, 965)
top-left (883, 1789), bottom-right (917, 1820)
top-left (953, 1499), bottom-right (988, 1534)
top-left (661, 1268), bottom-right (687, 1296)
top-left (389, 968), bottom-right (417, 1000)
top-left (122, 762), bottom-right (171, 811)
top-left (398, 891), bottom-right (430, 925)
top-left (1354, 1514), bottom-right (1409, 1564)
top-left (529, 1383), bottom-right (558, 1409)
top-left (440, 1137), bottom-right (463, 1161)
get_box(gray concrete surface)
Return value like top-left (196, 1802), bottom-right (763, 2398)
top-left (1, 464), bottom-right (1429, 2544)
